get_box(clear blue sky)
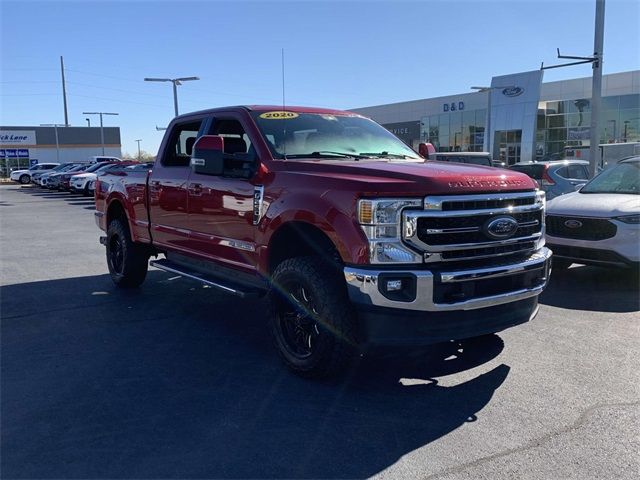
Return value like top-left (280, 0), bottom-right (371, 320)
top-left (1, 0), bottom-right (638, 157)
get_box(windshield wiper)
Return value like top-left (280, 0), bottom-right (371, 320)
top-left (359, 151), bottom-right (412, 159)
top-left (284, 151), bottom-right (364, 160)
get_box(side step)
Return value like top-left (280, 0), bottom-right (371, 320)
top-left (149, 258), bottom-right (263, 299)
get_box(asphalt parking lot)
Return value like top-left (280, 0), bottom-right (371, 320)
top-left (1, 183), bottom-right (639, 479)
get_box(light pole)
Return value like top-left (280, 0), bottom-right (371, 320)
top-left (135, 139), bottom-right (142, 160)
top-left (144, 76), bottom-right (199, 117)
top-left (40, 123), bottom-right (65, 163)
top-left (83, 112), bottom-right (119, 155)
top-left (86, 118), bottom-right (91, 127)
top-left (470, 85), bottom-right (516, 157)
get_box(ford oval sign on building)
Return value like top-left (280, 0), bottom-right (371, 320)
top-left (502, 86), bottom-right (524, 97)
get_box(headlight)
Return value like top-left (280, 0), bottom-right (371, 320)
top-left (357, 198), bottom-right (423, 264)
top-left (614, 214), bottom-right (640, 224)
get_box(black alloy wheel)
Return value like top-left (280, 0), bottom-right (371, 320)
top-left (108, 234), bottom-right (125, 276)
top-left (276, 281), bottom-right (321, 359)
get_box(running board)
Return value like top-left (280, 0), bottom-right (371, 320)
top-left (149, 258), bottom-right (262, 298)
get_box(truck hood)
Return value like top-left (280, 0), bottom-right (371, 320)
top-left (547, 191), bottom-right (640, 217)
top-left (274, 159), bottom-right (536, 195)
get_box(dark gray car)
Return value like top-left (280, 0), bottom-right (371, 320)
top-left (510, 160), bottom-right (590, 199)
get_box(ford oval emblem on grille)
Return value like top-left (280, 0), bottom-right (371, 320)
top-left (564, 219), bottom-right (583, 229)
top-left (484, 216), bottom-right (519, 239)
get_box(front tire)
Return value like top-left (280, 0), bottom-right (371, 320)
top-left (106, 218), bottom-right (149, 288)
top-left (268, 256), bottom-right (357, 378)
top-left (19, 174), bottom-right (30, 184)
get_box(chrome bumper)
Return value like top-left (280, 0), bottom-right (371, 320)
top-left (344, 247), bottom-right (552, 312)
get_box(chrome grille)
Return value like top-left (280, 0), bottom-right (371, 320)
top-left (404, 192), bottom-right (543, 263)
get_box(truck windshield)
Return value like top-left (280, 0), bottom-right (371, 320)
top-left (250, 111), bottom-right (421, 161)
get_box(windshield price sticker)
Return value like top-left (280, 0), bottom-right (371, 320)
top-left (259, 111), bottom-right (299, 120)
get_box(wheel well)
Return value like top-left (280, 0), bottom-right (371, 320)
top-left (268, 222), bottom-right (343, 273)
top-left (106, 200), bottom-right (127, 228)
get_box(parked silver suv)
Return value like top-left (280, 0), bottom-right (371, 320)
top-left (510, 160), bottom-right (590, 199)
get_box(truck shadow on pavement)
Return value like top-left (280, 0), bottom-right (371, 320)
top-left (2, 271), bottom-right (509, 479)
top-left (540, 265), bottom-right (639, 312)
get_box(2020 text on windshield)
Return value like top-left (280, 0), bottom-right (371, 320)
top-left (251, 111), bottom-right (422, 161)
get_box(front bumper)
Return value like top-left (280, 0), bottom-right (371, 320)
top-left (344, 247), bottom-right (551, 345)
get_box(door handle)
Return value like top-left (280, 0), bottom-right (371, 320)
top-left (189, 183), bottom-right (203, 195)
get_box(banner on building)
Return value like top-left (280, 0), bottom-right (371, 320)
top-left (568, 127), bottom-right (590, 141)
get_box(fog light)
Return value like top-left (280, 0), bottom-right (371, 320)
top-left (386, 279), bottom-right (403, 291)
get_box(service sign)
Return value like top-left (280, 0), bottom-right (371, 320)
top-left (17, 149), bottom-right (29, 157)
top-left (0, 130), bottom-right (36, 145)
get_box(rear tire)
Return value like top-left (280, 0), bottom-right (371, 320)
top-left (268, 256), bottom-right (358, 378)
top-left (106, 217), bottom-right (149, 288)
top-left (19, 174), bottom-right (30, 184)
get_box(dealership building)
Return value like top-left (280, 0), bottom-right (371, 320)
top-left (353, 70), bottom-right (640, 164)
top-left (0, 125), bottom-right (122, 173)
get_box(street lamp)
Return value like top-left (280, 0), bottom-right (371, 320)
top-left (144, 76), bottom-right (199, 117)
top-left (82, 112), bottom-right (119, 155)
top-left (40, 123), bottom-right (66, 163)
top-left (85, 118), bottom-right (91, 127)
top-left (135, 139), bottom-right (142, 160)
top-left (470, 85), bottom-right (515, 157)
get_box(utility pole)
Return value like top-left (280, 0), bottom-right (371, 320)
top-left (143, 76), bottom-right (199, 117)
top-left (83, 112), bottom-right (119, 155)
top-left (40, 124), bottom-right (65, 163)
top-left (541, 0), bottom-right (606, 177)
top-left (589, 0), bottom-right (605, 177)
top-left (135, 139), bottom-right (142, 160)
top-left (60, 56), bottom-right (69, 127)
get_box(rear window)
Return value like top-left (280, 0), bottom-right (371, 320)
top-left (435, 155), bottom-right (491, 166)
top-left (511, 164), bottom-right (544, 179)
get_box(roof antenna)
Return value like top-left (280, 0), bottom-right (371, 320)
top-left (281, 48), bottom-right (287, 158)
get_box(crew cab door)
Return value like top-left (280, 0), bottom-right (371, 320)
top-left (148, 118), bottom-right (204, 250)
top-left (186, 115), bottom-right (258, 271)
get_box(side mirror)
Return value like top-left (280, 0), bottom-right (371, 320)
top-left (418, 142), bottom-right (436, 159)
top-left (191, 135), bottom-right (225, 176)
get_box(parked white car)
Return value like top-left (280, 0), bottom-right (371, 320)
top-left (546, 156), bottom-right (640, 269)
top-left (70, 161), bottom-right (137, 195)
top-left (10, 163), bottom-right (59, 184)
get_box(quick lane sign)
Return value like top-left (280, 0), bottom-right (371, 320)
top-left (0, 130), bottom-right (36, 145)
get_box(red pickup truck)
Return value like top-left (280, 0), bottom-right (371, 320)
top-left (95, 105), bottom-right (551, 377)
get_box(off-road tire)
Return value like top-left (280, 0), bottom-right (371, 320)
top-left (106, 218), bottom-right (149, 288)
top-left (268, 256), bottom-right (358, 378)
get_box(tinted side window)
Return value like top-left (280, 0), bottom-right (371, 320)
top-left (209, 118), bottom-right (253, 155)
top-left (567, 164), bottom-right (589, 179)
top-left (161, 120), bottom-right (203, 167)
top-left (555, 166), bottom-right (569, 178)
top-left (511, 164), bottom-right (544, 179)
